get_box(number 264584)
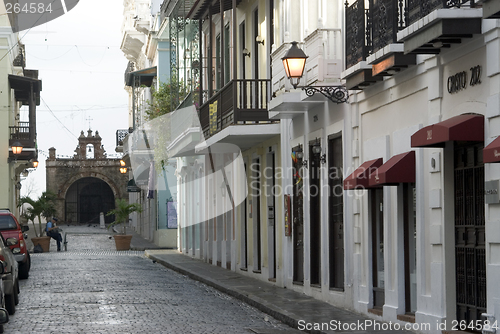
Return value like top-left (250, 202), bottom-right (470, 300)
top-left (6, 3), bottom-right (53, 14)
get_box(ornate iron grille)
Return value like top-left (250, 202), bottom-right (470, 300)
top-left (371, 0), bottom-right (399, 53)
top-left (169, 2), bottom-right (201, 112)
top-left (346, 0), bottom-right (367, 68)
top-left (407, 0), bottom-right (475, 26)
top-left (454, 144), bottom-right (486, 324)
top-left (407, 0), bottom-right (441, 26)
top-left (169, 15), bottom-right (179, 111)
top-left (346, 0), bottom-right (410, 67)
top-left (116, 129), bottom-right (128, 147)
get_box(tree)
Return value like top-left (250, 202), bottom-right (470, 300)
top-left (106, 199), bottom-right (142, 235)
top-left (18, 191), bottom-right (57, 237)
top-left (144, 77), bottom-right (187, 121)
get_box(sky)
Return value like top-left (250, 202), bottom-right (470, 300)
top-left (18, 0), bottom-right (130, 197)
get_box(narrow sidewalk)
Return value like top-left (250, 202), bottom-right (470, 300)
top-left (145, 249), bottom-right (415, 334)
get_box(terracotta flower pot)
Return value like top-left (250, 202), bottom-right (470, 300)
top-left (32, 236), bottom-right (51, 252)
top-left (113, 235), bottom-right (132, 251)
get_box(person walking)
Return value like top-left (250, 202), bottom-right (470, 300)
top-left (46, 217), bottom-right (63, 251)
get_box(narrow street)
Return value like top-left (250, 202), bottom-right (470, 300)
top-left (5, 227), bottom-right (297, 334)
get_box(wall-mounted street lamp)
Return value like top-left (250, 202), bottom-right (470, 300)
top-left (256, 35), bottom-right (265, 46)
top-left (11, 141), bottom-right (23, 155)
top-left (292, 144), bottom-right (308, 167)
top-left (282, 41), bottom-right (348, 104)
top-left (282, 42), bottom-right (308, 89)
top-left (8, 141), bottom-right (23, 163)
top-left (31, 159), bottom-right (39, 168)
top-left (119, 160), bottom-right (128, 174)
top-left (242, 48), bottom-right (251, 58)
top-left (295, 144), bottom-right (304, 160)
top-left (312, 138), bottom-right (327, 164)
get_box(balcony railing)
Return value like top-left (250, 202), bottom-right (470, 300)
top-left (199, 79), bottom-right (271, 139)
top-left (9, 123), bottom-right (31, 141)
top-left (116, 129), bottom-right (129, 147)
top-left (271, 29), bottom-right (342, 98)
top-left (345, 0), bottom-right (368, 69)
top-left (9, 122), bottom-right (36, 161)
top-left (371, 0), bottom-right (406, 54)
top-left (304, 28), bottom-right (343, 85)
top-left (345, 0), bottom-right (478, 69)
top-left (407, 0), bottom-right (477, 26)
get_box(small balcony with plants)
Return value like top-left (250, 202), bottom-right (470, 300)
top-left (198, 79), bottom-right (271, 139)
top-left (164, 0), bottom-right (274, 142)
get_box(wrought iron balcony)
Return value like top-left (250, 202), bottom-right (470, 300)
top-left (400, 0), bottom-right (481, 54)
top-left (345, 0), bottom-right (369, 70)
top-left (116, 129), bottom-right (129, 147)
top-left (115, 129), bottom-right (129, 153)
top-left (199, 79), bottom-right (271, 139)
top-left (406, 0), bottom-right (477, 26)
top-left (345, 0), bottom-right (411, 69)
top-left (344, 0), bottom-right (480, 89)
top-left (346, 0), bottom-right (480, 69)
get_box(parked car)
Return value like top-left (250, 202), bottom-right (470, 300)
top-left (0, 262), bottom-right (9, 333)
top-left (0, 210), bottom-right (30, 279)
top-left (0, 235), bottom-right (19, 315)
top-left (0, 307), bottom-right (8, 333)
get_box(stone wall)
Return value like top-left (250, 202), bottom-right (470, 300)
top-left (45, 130), bottom-right (129, 223)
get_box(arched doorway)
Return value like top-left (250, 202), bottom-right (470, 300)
top-left (65, 177), bottom-right (115, 224)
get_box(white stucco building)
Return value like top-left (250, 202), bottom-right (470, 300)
top-left (342, 1), bottom-right (500, 332)
top-left (1, 5), bottom-right (41, 214)
top-left (120, 0), bottom-right (178, 247)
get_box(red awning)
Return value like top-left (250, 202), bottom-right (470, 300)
top-left (411, 114), bottom-right (484, 148)
top-left (344, 158), bottom-right (383, 190)
top-left (368, 151), bottom-right (415, 186)
top-left (484, 136), bottom-right (500, 163)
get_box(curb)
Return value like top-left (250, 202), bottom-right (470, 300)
top-left (145, 251), bottom-right (310, 333)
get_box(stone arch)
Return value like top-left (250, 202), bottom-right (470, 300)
top-left (64, 177), bottom-right (115, 224)
top-left (59, 171), bottom-right (123, 202)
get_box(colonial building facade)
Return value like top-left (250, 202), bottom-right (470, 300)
top-left (120, 0), bottom-right (178, 247)
top-left (46, 130), bottom-right (128, 224)
top-left (342, 1), bottom-right (500, 332)
top-left (1, 5), bottom-right (41, 215)
top-left (120, 0), bottom-right (500, 332)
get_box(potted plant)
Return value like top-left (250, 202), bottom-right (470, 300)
top-left (18, 191), bottom-right (57, 252)
top-left (106, 199), bottom-right (142, 250)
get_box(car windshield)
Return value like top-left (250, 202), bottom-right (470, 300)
top-left (0, 216), bottom-right (17, 230)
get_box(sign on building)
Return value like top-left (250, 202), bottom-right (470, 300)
top-left (209, 101), bottom-right (218, 135)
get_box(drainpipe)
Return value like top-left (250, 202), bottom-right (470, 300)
top-left (132, 75), bottom-right (136, 131)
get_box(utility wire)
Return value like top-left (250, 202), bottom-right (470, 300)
top-left (75, 45), bottom-right (108, 67)
top-left (0, 0), bottom-right (60, 63)
top-left (41, 97), bottom-right (79, 141)
top-left (28, 44), bottom-right (119, 48)
top-left (26, 46), bottom-right (76, 61)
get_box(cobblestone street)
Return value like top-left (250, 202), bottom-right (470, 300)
top-left (5, 227), bottom-right (297, 333)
